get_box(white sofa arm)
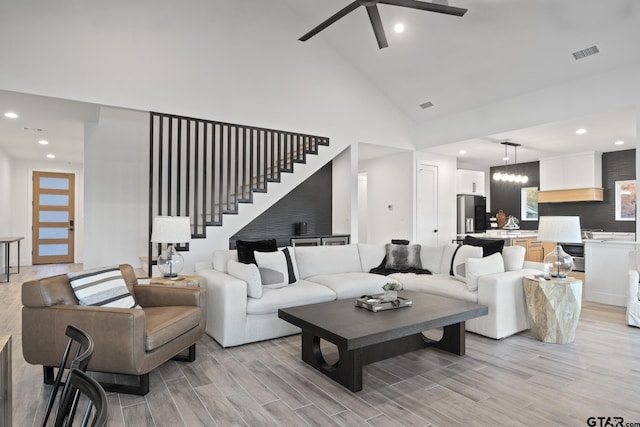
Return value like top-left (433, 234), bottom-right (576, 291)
top-left (523, 261), bottom-right (545, 271)
top-left (195, 269), bottom-right (248, 347)
top-left (629, 270), bottom-right (639, 303)
top-left (466, 269), bottom-right (540, 339)
top-left (628, 270), bottom-right (640, 327)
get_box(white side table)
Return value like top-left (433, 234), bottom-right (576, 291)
top-left (523, 276), bottom-right (582, 344)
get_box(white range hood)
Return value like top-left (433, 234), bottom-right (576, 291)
top-left (538, 151), bottom-right (603, 203)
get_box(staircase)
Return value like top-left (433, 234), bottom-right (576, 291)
top-left (147, 112), bottom-right (330, 274)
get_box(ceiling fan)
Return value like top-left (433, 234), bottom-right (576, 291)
top-left (299, 0), bottom-right (468, 49)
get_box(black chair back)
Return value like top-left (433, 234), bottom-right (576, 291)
top-left (53, 368), bottom-right (108, 427)
top-left (41, 325), bottom-right (94, 426)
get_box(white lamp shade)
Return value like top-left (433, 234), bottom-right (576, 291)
top-left (150, 216), bottom-right (191, 243)
top-left (537, 216), bottom-right (582, 243)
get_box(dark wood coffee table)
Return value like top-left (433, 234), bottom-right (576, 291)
top-left (278, 290), bottom-right (488, 392)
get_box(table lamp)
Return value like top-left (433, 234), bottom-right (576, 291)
top-left (537, 216), bottom-right (581, 279)
top-left (150, 216), bottom-right (191, 278)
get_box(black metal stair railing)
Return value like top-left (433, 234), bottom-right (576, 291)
top-left (147, 112), bottom-right (329, 273)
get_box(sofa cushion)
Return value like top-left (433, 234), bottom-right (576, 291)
top-left (143, 306), bottom-right (201, 351)
top-left (236, 239), bottom-right (277, 264)
top-left (246, 280), bottom-right (336, 315)
top-left (68, 266), bottom-right (141, 309)
top-left (450, 245), bottom-right (483, 283)
top-left (254, 248), bottom-right (297, 288)
top-left (465, 252), bottom-right (505, 291)
top-left (385, 243), bottom-right (422, 270)
top-left (306, 272), bottom-right (400, 299)
top-left (213, 250), bottom-right (238, 273)
top-left (502, 245), bottom-right (526, 271)
top-left (227, 260), bottom-right (263, 298)
top-left (358, 243), bottom-right (386, 272)
top-left (463, 235), bottom-right (505, 257)
top-left (420, 245), bottom-right (444, 274)
top-left (439, 243), bottom-right (461, 274)
top-left (397, 273), bottom-right (477, 303)
top-left (294, 245), bottom-right (363, 278)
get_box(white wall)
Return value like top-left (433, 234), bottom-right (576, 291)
top-left (331, 147), bottom-right (352, 236)
top-left (359, 152), bottom-right (415, 243)
top-left (83, 107), bottom-right (148, 269)
top-left (10, 158), bottom-right (84, 266)
top-left (358, 173), bottom-right (369, 243)
top-left (0, 147), bottom-right (11, 273)
top-left (0, 148), bottom-right (11, 236)
top-left (0, 0), bottom-right (414, 154)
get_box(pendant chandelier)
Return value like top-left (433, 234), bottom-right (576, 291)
top-left (492, 141), bottom-right (529, 183)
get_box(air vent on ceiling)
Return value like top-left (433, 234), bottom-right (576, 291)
top-left (572, 45), bottom-right (599, 60)
top-left (420, 101), bottom-right (434, 109)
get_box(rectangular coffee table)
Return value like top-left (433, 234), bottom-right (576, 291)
top-left (278, 290), bottom-right (488, 392)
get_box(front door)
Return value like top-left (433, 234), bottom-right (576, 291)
top-left (32, 171), bottom-right (75, 264)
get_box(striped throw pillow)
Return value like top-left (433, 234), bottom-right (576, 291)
top-left (68, 266), bottom-right (141, 309)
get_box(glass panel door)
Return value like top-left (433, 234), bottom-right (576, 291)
top-left (32, 172), bottom-right (75, 264)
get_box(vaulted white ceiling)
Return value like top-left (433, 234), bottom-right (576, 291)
top-left (0, 0), bottom-right (638, 166)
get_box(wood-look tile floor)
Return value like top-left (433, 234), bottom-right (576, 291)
top-left (3, 264), bottom-right (640, 426)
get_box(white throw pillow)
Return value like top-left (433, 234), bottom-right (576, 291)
top-left (466, 253), bottom-right (505, 292)
top-left (213, 250), bottom-right (238, 273)
top-left (450, 245), bottom-right (483, 283)
top-left (502, 245), bottom-right (526, 271)
top-left (227, 260), bottom-right (263, 298)
top-left (68, 266), bottom-right (141, 309)
top-left (254, 248), bottom-right (297, 289)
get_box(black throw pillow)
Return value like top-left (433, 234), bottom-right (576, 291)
top-left (236, 239), bottom-right (278, 264)
top-left (462, 235), bottom-right (505, 257)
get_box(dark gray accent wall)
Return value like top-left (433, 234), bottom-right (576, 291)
top-left (489, 161), bottom-right (540, 231)
top-left (489, 150), bottom-right (636, 232)
top-left (230, 163), bottom-right (333, 247)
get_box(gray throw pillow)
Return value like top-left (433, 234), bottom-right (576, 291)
top-left (385, 243), bottom-right (422, 270)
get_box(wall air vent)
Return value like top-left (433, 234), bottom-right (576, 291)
top-left (420, 101), bottom-right (434, 109)
top-left (572, 45), bottom-right (599, 60)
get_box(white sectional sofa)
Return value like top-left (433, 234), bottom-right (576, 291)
top-left (195, 243), bottom-right (544, 347)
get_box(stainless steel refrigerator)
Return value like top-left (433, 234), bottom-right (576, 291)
top-left (457, 195), bottom-right (487, 234)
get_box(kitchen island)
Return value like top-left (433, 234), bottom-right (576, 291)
top-left (584, 234), bottom-right (638, 307)
top-left (457, 231), bottom-right (553, 263)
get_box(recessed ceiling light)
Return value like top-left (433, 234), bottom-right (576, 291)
top-left (38, 139), bottom-right (49, 145)
top-left (394, 23), bottom-right (405, 33)
top-left (614, 140), bottom-right (625, 145)
top-left (459, 149), bottom-right (467, 155)
top-left (576, 128), bottom-right (587, 135)
top-left (502, 156), bottom-right (509, 161)
top-left (46, 154), bottom-right (55, 159)
top-left (4, 112), bottom-right (18, 119)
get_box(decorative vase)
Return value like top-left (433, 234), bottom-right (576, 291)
top-left (382, 290), bottom-right (398, 302)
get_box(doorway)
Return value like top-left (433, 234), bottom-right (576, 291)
top-left (416, 164), bottom-right (439, 246)
top-left (32, 171), bottom-right (75, 264)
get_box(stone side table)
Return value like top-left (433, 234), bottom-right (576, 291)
top-left (523, 276), bottom-right (582, 344)
top-left (149, 275), bottom-right (201, 287)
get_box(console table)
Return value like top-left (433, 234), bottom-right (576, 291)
top-left (1, 237), bottom-right (23, 283)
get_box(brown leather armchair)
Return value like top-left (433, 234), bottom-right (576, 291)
top-left (21, 264), bottom-right (206, 395)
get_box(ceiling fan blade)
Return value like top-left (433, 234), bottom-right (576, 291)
top-left (299, 1), bottom-right (361, 42)
top-left (366, 5), bottom-right (389, 49)
top-left (379, 0), bottom-right (467, 17)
